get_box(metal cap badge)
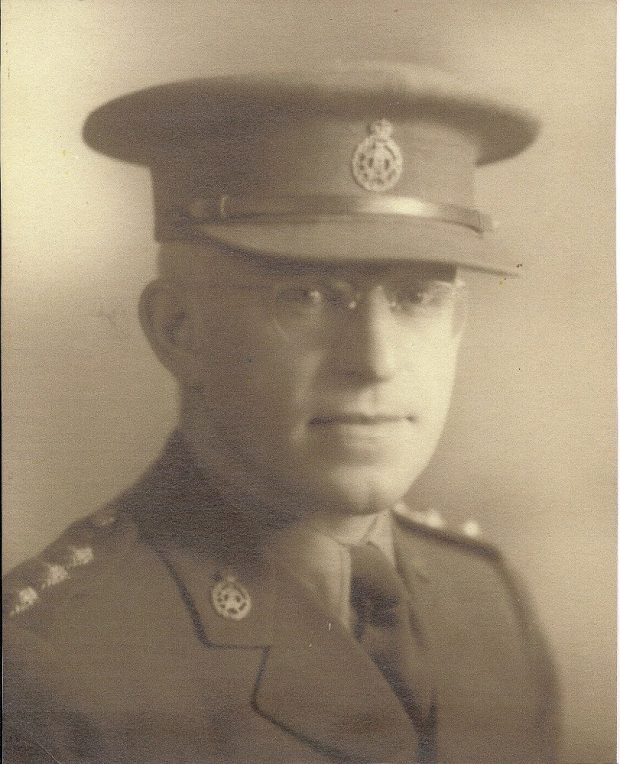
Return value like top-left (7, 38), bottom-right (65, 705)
top-left (352, 119), bottom-right (403, 192)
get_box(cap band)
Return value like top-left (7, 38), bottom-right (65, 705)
top-left (185, 194), bottom-right (494, 234)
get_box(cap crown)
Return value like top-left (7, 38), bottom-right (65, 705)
top-left (83, 62), bottom-right (539, 274)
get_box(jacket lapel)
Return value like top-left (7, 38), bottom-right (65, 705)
top-left (253, 571), bottom-right (420, 762)
top-left (161, 544), bottom-right (419, 762)
top-left (124, 436), bottom-right (421, 761)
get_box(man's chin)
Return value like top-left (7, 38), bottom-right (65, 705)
top-left (298, 463), bottom-right (420, 516)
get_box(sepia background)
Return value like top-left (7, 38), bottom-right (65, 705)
top-left (2, 1), bottom-right (615, 762)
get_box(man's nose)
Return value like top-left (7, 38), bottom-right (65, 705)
top-left (330, 287), bottom-right (399, 382)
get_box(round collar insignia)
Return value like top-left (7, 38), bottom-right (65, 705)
top-left (211, 575), bottom-right (252, 621)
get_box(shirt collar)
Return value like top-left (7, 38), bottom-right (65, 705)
top-left (267, 510), bottom-right (395, 629)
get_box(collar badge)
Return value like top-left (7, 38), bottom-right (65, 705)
top-left (352, 119), bottom-right (403, 192)
top-left (211, 575), bottom-right (252, 621)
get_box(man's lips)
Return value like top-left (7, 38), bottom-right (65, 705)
top-left (309, 414), bottom-right (415, 426)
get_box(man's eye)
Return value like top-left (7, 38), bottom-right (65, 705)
top-left (277, 287), bottom-right (326, 310)
top-left (390, 282), bottom-right (452, 312)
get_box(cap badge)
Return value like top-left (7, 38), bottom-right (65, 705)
top-left (351, 119), bottom-right (403, 193)
top-left (211, 575), bottom-right (252, 621)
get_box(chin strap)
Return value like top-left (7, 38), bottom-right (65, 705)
top-left (182, 193), bottom-right (494, 234)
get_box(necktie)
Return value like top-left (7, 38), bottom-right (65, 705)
top-left (349, 543), bottom-right (436, 763)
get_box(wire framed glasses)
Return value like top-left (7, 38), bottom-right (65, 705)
top-left (202, 274), bottom-right (466, 341)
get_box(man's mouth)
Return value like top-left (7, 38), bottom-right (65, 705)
top-left (309, 414), bottom-right (416, 426)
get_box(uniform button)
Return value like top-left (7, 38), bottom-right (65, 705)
top-left (211, 576), bottom-right (252, 621)
top-left (425, 508), bottom-right (446, 529)
top-left (461, 519), bottom-right (481, 538)
top-left (409, 509), bottom-right (430, 524)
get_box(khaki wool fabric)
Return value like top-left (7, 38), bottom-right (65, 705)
top-left (4, 434), bottom-right (559, 763)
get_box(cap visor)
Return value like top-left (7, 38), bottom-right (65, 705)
top-left (187, 218), bottom-right (517, 276)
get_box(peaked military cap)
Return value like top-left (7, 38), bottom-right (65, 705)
top-left (83, 61), bottom-right (539, 275)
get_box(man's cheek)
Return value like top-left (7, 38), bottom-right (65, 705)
top-left (205, 357), bottom-right (292, 437)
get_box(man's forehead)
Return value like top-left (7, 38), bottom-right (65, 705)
top-left (187, 242), bottom-right (457, 283)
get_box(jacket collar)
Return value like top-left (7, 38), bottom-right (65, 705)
top-left (123, 433), bottom-right (424, 761)
top-left (158, 541), bottom-right (419, 760)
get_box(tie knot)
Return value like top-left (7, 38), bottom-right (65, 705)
top-left (349, 543), bottom-right (407, 614)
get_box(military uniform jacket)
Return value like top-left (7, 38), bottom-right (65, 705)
top-left (3, 434), bottom-right (559, 764)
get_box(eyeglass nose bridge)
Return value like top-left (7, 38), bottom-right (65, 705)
top-left (341, 287), bottom-right (362, 312)
top-left (332, 282), bottom-right (386, 314)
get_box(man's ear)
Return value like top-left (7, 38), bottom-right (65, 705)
top-left (139, 279), bottom-right (198, 379)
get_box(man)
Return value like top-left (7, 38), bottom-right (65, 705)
top-left (3, 62), bottom-right (559, 763)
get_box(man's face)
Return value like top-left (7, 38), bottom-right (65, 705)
top-left (180, 246), bottom-right (465, 516)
